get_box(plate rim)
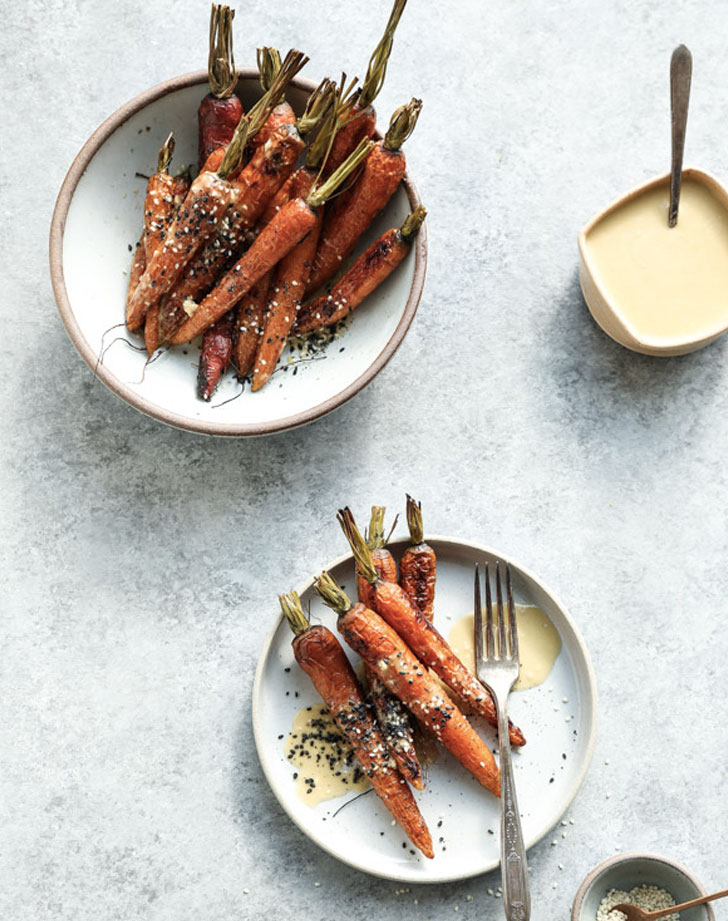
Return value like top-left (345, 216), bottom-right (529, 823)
top-left (48, 68), bottom-right (427, 437)
top-left (252, 535), bottom-right (599, 883)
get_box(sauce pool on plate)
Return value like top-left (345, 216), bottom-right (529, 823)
top-left (448, 604), bottom-right (561, 691)
top-left (585, 175), bottom-right (728, 345)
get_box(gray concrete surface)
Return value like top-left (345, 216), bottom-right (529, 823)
top-left (3, 0), bottom-right (728, 918)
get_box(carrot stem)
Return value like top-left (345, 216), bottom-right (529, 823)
top-left (337, 508), bottom-right (378, 584)
top-left (359, 0), bottom-right (408, 109)
top-left (156, 132), bottom-right (175, 174)
top-left (401, 204), bottom-right (427, 239)
top-left (279, 590), bottom-right (310, 636)
top-left (314, 571), bottom-right (352, 616)
top-left (405, 494), bottom-right (423, 545)
top-left (257, 46), bottom-right (282, 96)
top-left (307, 139), bottom-right (374, 209)
top-left (207, 4), bottom-right (237, 99)
top-left (383, 98), bottom-right (422, 151)
top-left (366, 506), bottom-right (387, 550)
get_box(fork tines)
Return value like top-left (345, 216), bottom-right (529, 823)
top-left (474, 561), bottom-right (519, 664)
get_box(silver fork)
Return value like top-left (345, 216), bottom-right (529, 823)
top-left (474, 561), bottom-right (530, 921)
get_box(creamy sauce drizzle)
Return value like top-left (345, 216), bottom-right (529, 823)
top-left (586, 177), bottom-right (728, 343)
top-left (448, 605), bottom-right (561, 691)
top-left (285, 705), bottom-right (370, 806)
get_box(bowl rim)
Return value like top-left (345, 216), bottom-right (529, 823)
top-left (49, 68), bottom-right (427, 437)
top-left (571, 850), bottom-right (715, 921)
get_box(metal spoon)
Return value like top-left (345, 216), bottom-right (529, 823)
top-left (668, 43), bottom-right (692, 227)
top-left (612, 884), bottom-right (728, 920)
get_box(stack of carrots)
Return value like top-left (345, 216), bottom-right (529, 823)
top-left (279, 497), bottom-right (528, 860)
top-left (123, 1), bottom-right (426, 401)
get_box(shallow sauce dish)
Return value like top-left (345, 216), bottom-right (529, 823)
top-left (252, 536), bottom-right (598, 883)
top-left (50, 70), bottom-right (426, 436)
top-left (571, 852), bottom-right (715, 921)
top-left (578, 168), bottom-right (728, 356)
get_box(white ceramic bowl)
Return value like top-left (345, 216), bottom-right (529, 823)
top-left (50, 70), bottom-right (427, 435)
top-left (572, 852), bottom-right (715, 921)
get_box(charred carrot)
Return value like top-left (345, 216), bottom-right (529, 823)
top-left (338, 508), bottom-right (526, 747)
top-left (249, 76), bottom-right (353, 390)
top-left (125, 238), bottom-right (146, 318)
top-left (126, 49), bottom-right (308, 332)
top-left (197, 310), bottom-right (234, 400)
top-left (308, 98), bottom-right (421, 294)
top-left (157, 74), bottom-right (327, 344)
top-left (315, 573), bottom-right (500, 797)
top-left (233, 178), bottom-right (293, 377)
top-left (356, 507), bottom-right (424, 791)
top-left (324, 0), bottom-right (407, 174)
top-left (170, 139), bottom-right (374, 345)
top-left (250, 47), bottom-right (296, 152)
top-left (400, 494), bottom-right (437, 622)
top-left (198, 4), bottom-right (243, 168)
top-left (295, 206), bottom-right (426, 335)
top-left (142, 136), bottom-right (190, 354)
top-left (280, 591), bottom-right (433, 858)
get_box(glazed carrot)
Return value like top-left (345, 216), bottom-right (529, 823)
top-left (233, 178), bottom-right (293, 377)
top-left (338, 508), bottom-right (526, 747)
top-left (170, 139), bottom-right (374, 345)
top-left (198, 4), bottom-right (243, 168)
top-left (356, 507), bottom-right (423, 791)
top-left (126, 49), bottom-right (308, 332)
top-left (295, 206), bottom-right (426, 335)
top-left (125, 238), bottom-right (146, 317)
top-left (197, 310), bottom-right (234, 400)
top-left (157, 75), bottom-right (327, 344)
top-left (324, 0), bottom-right (407, 174)
top-left (308, 98), bottom-right (421, 294)
top-left (142, 137), bottom-right (190, 354)
top-left (315, 573), bottom-right (500, 798)
top-left (280, 591), bottom-right (433, 859)
top-left (399, 494), bottom-right (437, 622)
top-left (250, 47), bottom-right (296, 152)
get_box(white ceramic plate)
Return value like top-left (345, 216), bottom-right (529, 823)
top-left (252, 536), bottom-right (598, 883)
top-left (50, 71), bottom-right (426, 436)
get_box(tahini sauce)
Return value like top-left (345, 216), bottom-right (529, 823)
top-left (448, 605), bottom-right (561, 691)
top-left (586, 177), bottom-right (728, 343)
top-left (285, 705), bottom-right (370, 806)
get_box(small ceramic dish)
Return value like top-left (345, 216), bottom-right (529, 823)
top-left (578, 167), bottom-right (728, 356)
top-left (253, 536), bottom-right (598, 883)
top-left (49, 70), bottom-right (426, 436)
top-left (571, 851), bottom-right (715, 921)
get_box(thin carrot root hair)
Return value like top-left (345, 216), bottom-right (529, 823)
top-left (405, 494), bottom-right (424, 545)
top-left (359, 0), bottom-right (408, 109)
top-left (279, 590), bottom-right (310, 636)
top-left (208, 4), bottom-right (237, 98)
top-left (314, 571), bottom-right (352, 615)
top-left (337, 508), bottom-right (378, 584)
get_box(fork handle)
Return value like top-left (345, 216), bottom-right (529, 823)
top-left (497, 700), bottom-right (530, 921)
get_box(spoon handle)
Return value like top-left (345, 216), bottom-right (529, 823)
top-left (652, 884), bottom-right (728, 918)
top-left (669, 44), bottom-right (692, 227)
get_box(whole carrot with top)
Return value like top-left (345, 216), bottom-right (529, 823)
top-left (400, 494), bottom-right (437, 622)
top-left (198, 4), bottom-right (243, 168)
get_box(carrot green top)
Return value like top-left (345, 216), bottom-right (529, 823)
top-left (307, 139), bottom-right (374, 209)
top-left (401, 206), bottom-right (427, 240)
top-left (337, 507), bottom-right (378, 585)
top-left (156, 132), bottom-right (175, 175)
top-left (305, 73), bottom-right (359, 170)
top-left (207, 4), bottom-right (237, 99)
top-left (405, 494), bottom-right (424, 545)
top-left (383, 98), bottom-right (423, 152)
top-left (314, 571), bottom-right (353, 616)
top-left (359, 0), bottom-right (407, 109)
top-left (279, 590), bottom-right (310, 637)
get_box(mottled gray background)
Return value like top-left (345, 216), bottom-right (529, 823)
top-left (3, 0), bottom-right (728, 918)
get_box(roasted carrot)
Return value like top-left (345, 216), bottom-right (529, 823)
top-left (250, 47), bottom-right (296, 152)
top-left (338, 508), bottom-right (526, 747)
top-left (142, 136), bottom-right (190, 354)
top-left (324, 0), bottom-right (407, 174)
top-left (308, 98), bottom-right (421, 294)
top-left (126, 49), bottom-right (308, 332)
top-left (356, 507), bottom-right (424, 791)
top-left (295, 206), bottom-right (426, 335)
top-left (170, 139), bottom-right (374, 345)
top-left (315, 573), bottom-right (500, 798)
top-left (280, 591), bottom-right (433, 859)
top-left (197, 310), bottom-right (235, 401)
top-left (198, 4), bottom-right (243, 168)
top-left (399, 494), bottom-right (437, 622)
top-left (233, 178), bottom-right (293, 377)
top-left (248, 75), bottom-right (353, 390)
top-left (125, 238), bottom-right (146, 318)
top-left (157, 74), bottom-right (327, 344)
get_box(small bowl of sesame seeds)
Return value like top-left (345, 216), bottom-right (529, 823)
top-left (571, 852), bottom-right (715, 921)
